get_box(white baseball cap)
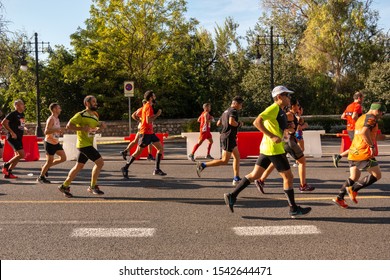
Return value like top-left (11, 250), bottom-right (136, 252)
top-left (271, 85), bottom-right (294, 98)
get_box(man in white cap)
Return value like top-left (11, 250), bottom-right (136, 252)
top-left (224, 85), bottom-right (312, 218)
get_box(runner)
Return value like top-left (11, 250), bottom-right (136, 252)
top-left (1, 100), bottom-right (26, 179)
top-left (254, 97), bottom-right (314, 193)
top-left (121, 90), bottom-right (166, 178)
top-left (332, 102), bottom-right (386, 208)
top-left (196, 96), bottom-right (244, 186)
top-left (332, 91), bottom-right (364, 167)
top-left (188, 103), bottom-right (214, 161)
top-left (37, 103), bottom-right (67, 184)
top-left (223, 86), bottom-right (312, 218)
top-left (120, 99), bottom-right (154, 161)
top-left (58, 95), bottom-right (106, 197)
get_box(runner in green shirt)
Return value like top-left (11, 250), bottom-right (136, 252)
top-left (223, 86), bottom-right (312, 218)
top-left (58, 95), bottom-right (106, 198)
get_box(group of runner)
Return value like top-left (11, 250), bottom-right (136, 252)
top-left (0, 87), bottom-right (386, 218)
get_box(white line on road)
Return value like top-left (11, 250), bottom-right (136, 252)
top-left (0, 220), bottom-right (150, 225)
top-left (233, 225), bottom-right (321, 236)
top-left (71, 227), bottom-right (156, 238)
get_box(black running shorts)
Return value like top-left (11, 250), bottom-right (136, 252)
top-left (256, 153), bottom-right (291, 172)
top-left (77, 146), bottom-right (102, 164)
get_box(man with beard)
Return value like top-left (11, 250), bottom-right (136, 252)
top-left (58, 95), bottom-right (106, 198)
top-left (121, 90), bottom-right (166, 178)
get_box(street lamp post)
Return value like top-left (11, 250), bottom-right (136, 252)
top-left (254, 26), bottom-right (286, 91)
top-left (20, 33), bottom-right (50, 137)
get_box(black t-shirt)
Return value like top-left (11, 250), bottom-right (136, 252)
top-left (5, 110), bottom-right (25, 140)
top-left (220, 107), bottom-right (239, 139)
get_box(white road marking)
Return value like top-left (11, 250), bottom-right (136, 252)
top-left (233, 225), bottom-right (321, 236)
top-left (0, 220), bottom-right (150, 225)
top-left (71, 227), bottom-right (155, 237)
top-left (14, 180), bottom-right (142, 185)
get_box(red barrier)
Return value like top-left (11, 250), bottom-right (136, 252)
top-left (338, 129), bottom-right (380, 156)
top-left (2, 135), bottom-right (41, 162)
top-left (237, 132), bottom-right (263, 159)
top-left (124, 133), bottom-right (168, 159)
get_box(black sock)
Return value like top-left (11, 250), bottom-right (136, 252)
top-left (338, 178), bottom-right (354, 200)
top-left (155, 153), bottom-right (162, 170)
top-left (353, 175), bottom-right (378, 192)
top-left (125, 156), bottom-right (136, 168)
top-left (231, 177), bottom-right (251, 198)
top-left (3, 162), bottom-right (10, 169)
top-left (284, 189), bottom-right (297, 210)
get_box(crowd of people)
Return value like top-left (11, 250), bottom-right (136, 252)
top-left (0, 87), bottom-right (386, 218)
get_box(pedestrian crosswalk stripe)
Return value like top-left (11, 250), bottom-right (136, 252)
top-left (233, 225), bottom-right (320, 236)
top-left (71, 228), bottom-right (155, 237)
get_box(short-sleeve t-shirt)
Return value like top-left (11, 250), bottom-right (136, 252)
top-left (69, 109), bottom-right (100, 148)
top-left (344, 102), bottom-right (362, 131)
top-left (220, 107), bottom-right (239, 140)
top-left (348, 114), bottom-right (378, 161)
top-left (259, 103), bottom-right (287, 156)
top-left (140, 102), bottom-right (154, 134)
top-left (5, 110), bottom-right (25, 140)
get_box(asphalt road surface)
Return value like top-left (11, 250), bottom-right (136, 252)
top-left (0, 138), bottom-right (389, 260)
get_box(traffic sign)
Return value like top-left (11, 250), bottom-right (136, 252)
top-left (124, 81), bottom-right (134, 97)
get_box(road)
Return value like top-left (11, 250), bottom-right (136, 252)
top-left (0, 138), bottom-right (389, 260)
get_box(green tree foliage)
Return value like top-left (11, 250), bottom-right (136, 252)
top-left (68, 0), bottom-right (194, 119)
top-left (297, 0), bottom-right (380, 94)
top-left (364, 61), bottom-right (390, 107)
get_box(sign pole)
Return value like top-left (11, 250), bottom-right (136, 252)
top-left (128, 96), bottom-right (131, 135)
top-left (124, 81), bottom-right (135, 136)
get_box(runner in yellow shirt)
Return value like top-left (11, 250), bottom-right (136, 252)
top-left (58, 95), bottom-right (106, 198)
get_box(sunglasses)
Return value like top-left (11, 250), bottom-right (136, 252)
top-left (280, 93), bottom-right (291, 98)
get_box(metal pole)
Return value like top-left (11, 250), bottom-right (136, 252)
top-left (34, 32), bottom-right (44, 137)
top-left (128, 96), bottom-right (131, 135)
top-left (270, 26), bottom-right (274, 90)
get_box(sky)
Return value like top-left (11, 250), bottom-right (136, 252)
top-left (1, 0), bottom-right (390, 51)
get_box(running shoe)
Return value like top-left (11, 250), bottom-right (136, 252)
top-left (289, 206), bottom-right (312, 218)
top-left (147, 154), bottom-right (155, 161)
top-left (332, 197), bottom-right (348, 209)
top-left (299, 183), bottom-right (315, 192)
top-left (232, 176), bottom-right (241, 186)
top-left (2, 164), bottom-right (9, 176)
top-left (121, 167), bottom-right (129, 179)
top-left (188, 154), bottom-right (195, 162)
top-left (224, 193), bottom-right (236, 213)
top-left (332, 154), bottom-right (342, 168)
top-left (346, 186), bottom-right (358, 204)
top-left (58, 185), bottom-right (73, 198)
top-left (196, 161), bottom-right (204, 177)
top-left (205, 154), bottom-right (214, 160)
top-left (153, 169), bottom-right (167, 176)
top-left (88, 185), bottom-right (104, 195)
top-left (254, 179), bottom-right (265, 194)
top-left (37, 176), bottom-right (51, 184)
top-left (4, 172), bottom-right (17, 179)
top-left (120, 150), bottom-right (127, 161)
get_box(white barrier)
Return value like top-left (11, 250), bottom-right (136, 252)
top-left (181, 132), bottom-right (221, 160)
top-left (61, 134), bottom-right (99, 161)
top-left (302, 130), bottom-right (325, 158)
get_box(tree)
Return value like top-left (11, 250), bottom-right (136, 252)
top-left (364, 61), bottom-right (390, 108)
top-left (297, 0), bottom-right (380, 94)
top-left (68, 0), bottom-right (194, 119)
